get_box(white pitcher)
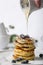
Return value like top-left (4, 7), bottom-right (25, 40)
top-left (28, 8), bottom-right (43, 56)
top-left (0, 23), bottom-right (9, 50)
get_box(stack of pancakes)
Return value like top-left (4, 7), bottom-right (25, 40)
top-left (13, 35), bottom-right (35, 60)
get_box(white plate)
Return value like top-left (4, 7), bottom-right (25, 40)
top-left (29, 60), bottom-right (43, 64)
top-left (6, 54), bottom-right (43, 64)
top-left (0, 50), bottom-right (43, 65)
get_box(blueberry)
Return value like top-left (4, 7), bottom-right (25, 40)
top-left (39, 54), bottom-right (43, 58)
top-left (12, 60), bottom-right (16, 63)
top-left (16, 58), bottom-right (23, 61)
top-left (35, 40), bottom-right (38, 43)
top-left (20, 34), bottom-right (25, 39)
top-left (21, 60), bottom-right (28, 64)
top-left (25, 35), bottom-right (30, 38)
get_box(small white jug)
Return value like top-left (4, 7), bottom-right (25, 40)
top-left (0, 23), bottom-right (9, 50)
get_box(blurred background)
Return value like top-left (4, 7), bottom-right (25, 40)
top-left (0, 0), bottom-right (43, 43)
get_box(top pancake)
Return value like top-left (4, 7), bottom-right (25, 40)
top-left (14, 36), bottom-right (35, 48)
top-left (14, 36), bottom-right (34, 44)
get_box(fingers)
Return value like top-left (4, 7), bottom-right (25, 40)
top-left (34, 0), bottom-right (41, 8)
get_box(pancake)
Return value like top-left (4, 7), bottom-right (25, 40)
top-left (14, 48), bottom-right (34, 57)
top-left (15, 42), bottom-right (35, 49)
top-left (14, 53), bottom-right (34, 57)
top-left (15, 46), bottom-right (35, 51)
top-left (22, 55), bottom-right (35, 60)
top-left (14, 51), bottom-right (34, 57)
top-left (13, 54), bottom-right (35, 60)
top-left (15, 37), bottom-right (34, 44)
top-left (13, 35), bottom-right (35, 61)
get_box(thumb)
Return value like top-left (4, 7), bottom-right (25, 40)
top-left (34, 0), bottom-right (41, 8)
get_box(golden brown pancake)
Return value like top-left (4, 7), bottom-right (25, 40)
top-left (15, 46), bottom-right (35, 51)
top-left (15, 42), bottom-right (35, 48)
top-left (15, 37), bottom-right (34, 44)
top-left (14, 51), bottom-right (34, 57)
top-left (13, 35), bottom-right (35, 60)
top-left (14, 48), bottom-right (34, 57)
top-left (13, 54), bottom-right (35, 60)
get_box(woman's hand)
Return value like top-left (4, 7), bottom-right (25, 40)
top-left (34, 0), bottom-right (41, 8)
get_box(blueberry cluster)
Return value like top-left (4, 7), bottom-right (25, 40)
top-left (20, 34), bottom-right (30, 39)
top-left (12, 58), bottom-right (29, 64)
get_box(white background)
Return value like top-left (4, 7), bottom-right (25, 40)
top-left (0, 0), bottom-right (27, 35)
top-left (0, 0), bottom-right (43, 36)
top-left (0, 0), bottom-right (43, 60)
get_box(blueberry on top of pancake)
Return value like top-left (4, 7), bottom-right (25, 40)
top-left (24, 35), bottom-right (30, 38)
top-left (20, 34), bottom-right (25, 39)
top-left (20, 34), bottom-right (30, 39)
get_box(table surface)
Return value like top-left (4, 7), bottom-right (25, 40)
top-left (0, 44), bottom-right (43, 65)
